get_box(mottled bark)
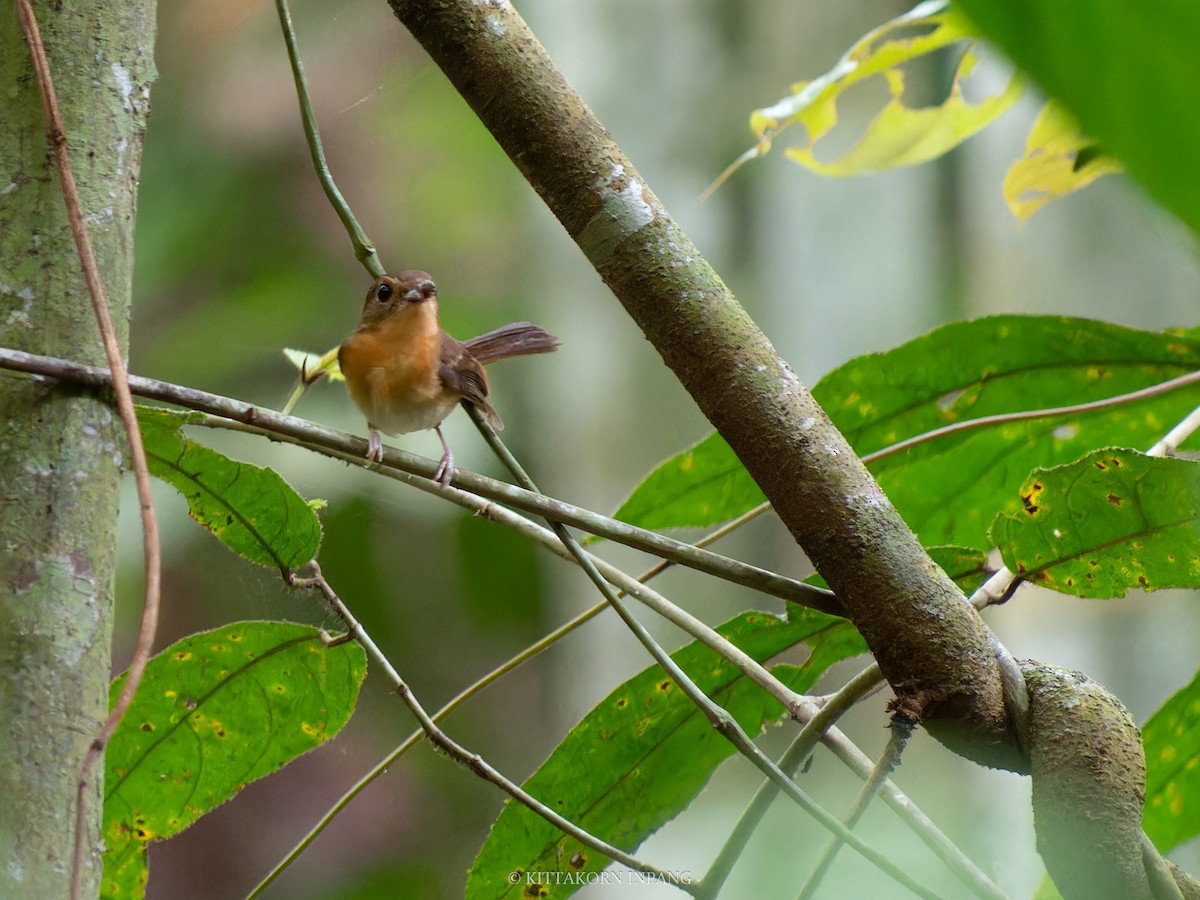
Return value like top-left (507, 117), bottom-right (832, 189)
top-left (0, 3), bottom-right (155, 896)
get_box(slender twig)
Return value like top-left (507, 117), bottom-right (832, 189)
top-left (466, 408), bottom-right (946, 899)
top-left (698, 664), bottom-right (881, 900)
top-left (253, 504), bottom-right (800, 892)
top-left (700, 664), bottom-right (1006, 900)
top-left (471, 423), bottom-right (806, 710)
top-left (284, 564), bottom-right (693, 892)
top-left (248, 597), bottom-right (608, 897)
top-left (239, 411), bottom-right (807, 711)
top-left (631, 503), bottom-right (775, 586)
top-left (969, 566), bottom-right (1021, 609)
top-left (822, 728), bottom-right (1008, 900)
top-left (12, 6), bottom-right (163, 898)
top-left (798, 714), bottom-right (917, 900)
top-left (0, 347), bottom-right (840, 615)
top-left (1147, 400), bottom-right (1200, 457)
top-left (860, 369), bottom-right (1200, 465)
top-left (274, 0), bottom-right (383, 277)
top-left (668, 369), bottom-right (1200, 563)
top-left (1140, 830), bottom-right (1186, 900)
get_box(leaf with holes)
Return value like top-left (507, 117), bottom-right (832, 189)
top-left (138, 406), bottom-right (322, 569)
top-left (991, 449), bottom-right (1200, 598)
top-left (714, 0), bottom-right (1021, 191)
top-left (100, 622), bottom-right (366, 899)
top-left (955, 0), bottom-right (1200, 232)
top-left (1003, 101), bottom-right (1122, 220)
top-left (466, 605), bottom-right (864, 898)
top-left (1143, 667), bottom-right (1200, 851)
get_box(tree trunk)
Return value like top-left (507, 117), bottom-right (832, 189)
top-left (0, 3), bottom-right (155, 896)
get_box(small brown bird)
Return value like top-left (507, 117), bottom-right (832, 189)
top-left (338, 271), bottom-right (559, 484)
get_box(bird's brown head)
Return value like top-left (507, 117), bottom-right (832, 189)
top-left (356, 271), bottom-right (438, 330)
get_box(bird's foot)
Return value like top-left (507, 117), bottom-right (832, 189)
top-left (366, 428), bottom-right (384, 463)
top-left (433, 451), bottom-right (455, 486)
top-left (433, 426), bottom-right (455, 486)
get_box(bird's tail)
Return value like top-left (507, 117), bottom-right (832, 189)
top-left (464, 323), bottom-right (559, 365)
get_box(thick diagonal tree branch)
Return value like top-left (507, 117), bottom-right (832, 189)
top-left (383, 4), bottom-right (1200, 897)
top-left (387, 0), bottom-right (1019, 770)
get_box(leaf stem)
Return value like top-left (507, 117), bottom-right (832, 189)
top-left (797, 714), bottom-right (917, 899)
top-left (253, 501), bottom-right (799, 892)
top-left (274, 0), bottom-right (384, 277)
top-left (277, 564), bottom-right (686, 891)
top-left (862, 369), bottom-right (1200, 465)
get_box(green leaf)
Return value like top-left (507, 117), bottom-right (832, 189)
top-left (1031, 872), bottom-right (1064, 900)
top-left (138, 406), bottom-right (322, 569)
top-left (953, 0), bottom-right (1200, 232)
top-left (611, 431), bottom-right (765, 533)
top-left (101, 622), bottom-right (366, 899)
top-left (466, 606), bottom-right (864, 899)
top-left (100, 847), bottom-right (147, 900)
top-left (1003, 101), bottom-right (1123, 219)
top-left (820, 318), bottom-right (1200, 548)
top-left (616, 316), bottom-right (1200, 550)
top-left (991, 448), bottom-right (1200, 598)
top-left (1143, 668), bottom-right (1200, 851)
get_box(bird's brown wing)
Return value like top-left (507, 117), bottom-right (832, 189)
top-left (439, 334), bottom-right (503, 429)
top-left (464, 323), bottom-right (559, 364)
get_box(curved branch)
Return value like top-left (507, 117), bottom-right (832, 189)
top-left (0, 347), bottom-right (837, 616)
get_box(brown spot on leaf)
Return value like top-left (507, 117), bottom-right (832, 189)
top-left (1021, 480), bottom-right (1045, 514)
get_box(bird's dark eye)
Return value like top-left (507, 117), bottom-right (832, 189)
top-left (376, 282), bottom-right (393, 301)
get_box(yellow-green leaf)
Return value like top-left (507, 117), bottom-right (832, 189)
top-left (282, 346), bottom-right (343, 382)
top-left (1004, 101), bottom-right (1123, 219)
top-left (711, 0), bottom-right (1020, 192)
top-left (780, 49), bottom-right (1022, 177)
top-left (467, 606), bottom-right (864, 898)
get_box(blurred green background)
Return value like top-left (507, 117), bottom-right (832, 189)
top-left (118, 1), bottom-right (1200, 897)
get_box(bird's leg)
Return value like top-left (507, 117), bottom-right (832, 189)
top-left (366, 426), bottom-right (384, 463)
top-left (433, 425), bottom-right (455, 486)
